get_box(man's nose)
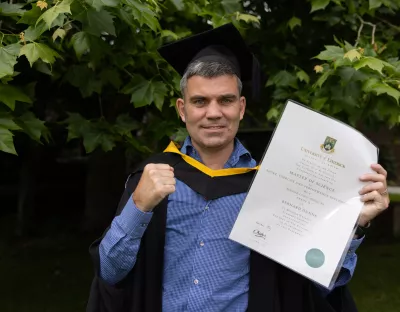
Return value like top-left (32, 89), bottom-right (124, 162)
top-left (205, 101), bottom-right (222, 119)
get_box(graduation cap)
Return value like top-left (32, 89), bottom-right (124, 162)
top-left (158, 23), bottom-right (261, 100)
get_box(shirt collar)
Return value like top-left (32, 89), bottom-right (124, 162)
top-left (180, 136), bottom-right (252, 168)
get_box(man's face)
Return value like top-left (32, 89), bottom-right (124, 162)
top-left (176, 75), bottom-right (246, 151)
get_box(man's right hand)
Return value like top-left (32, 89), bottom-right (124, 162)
top-left (132, 164), bottom-right (176, 212)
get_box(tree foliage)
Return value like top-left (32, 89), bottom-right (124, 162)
top-left (0, 0), bottom-right (399, 156)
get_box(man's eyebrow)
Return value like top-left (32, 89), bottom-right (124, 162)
top-left (218, 94), bottom-right (238, 99)
top-left (189, 95), bottom-right (208, 101)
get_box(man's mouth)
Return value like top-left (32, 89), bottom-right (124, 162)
top-left (202, 126), bottom-right (225, 129)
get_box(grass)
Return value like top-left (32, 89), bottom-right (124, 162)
top-left (350, 243), bottom-right (400, 312)
top-left (0, 233), bottom-right (94, 312)
top-left (389, 193), bottom-right (400, 203)
top-left (0, 229), bottom-right (399, 312)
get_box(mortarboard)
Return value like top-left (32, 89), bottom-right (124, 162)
top-left (158, 23), bottom-right (261, 100)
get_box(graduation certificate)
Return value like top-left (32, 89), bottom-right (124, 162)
top-left (229, 100), bottom-right (378, 288)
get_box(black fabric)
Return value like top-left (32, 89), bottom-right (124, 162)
top-left (87, 153), bottom-right (358, 312)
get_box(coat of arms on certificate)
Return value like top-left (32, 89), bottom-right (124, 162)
top-left (321, 136), bottom-right (337, 153)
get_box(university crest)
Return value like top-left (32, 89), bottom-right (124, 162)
top-left (320, 136), bottom-right (336, 153)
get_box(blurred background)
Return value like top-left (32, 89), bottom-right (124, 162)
top-left (1, 0), bottom-right (399, 311)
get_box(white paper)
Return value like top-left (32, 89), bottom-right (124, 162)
top-left (229, 100), bottom-right (378, 288)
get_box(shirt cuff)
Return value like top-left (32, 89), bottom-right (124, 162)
top-left (116, 197), bottom-right (153, 237)
top-left (347, 235), bottom-right (364, 255)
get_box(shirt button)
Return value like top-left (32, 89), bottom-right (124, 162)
top-left (194, 279), bottom-right (199, 285)
top-left (199, 241), bottom-right (204, 247)
top-left (140, 223), bottom-right (147, 227)
top-left (205, 205), bottom-right (209, 210)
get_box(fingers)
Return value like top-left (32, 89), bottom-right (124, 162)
top-left (360, 190), bottom-right (381, 203)
top-left (371, 164), bottom-right (387, 177)
top-left (359, 182), bottom-right (385, 195)
top-left (145, 163), bottom-right (174, 171)
top-left (359, 173), bottom-right (386, 184)
top-left (150, 169), bottom-right (175, 178)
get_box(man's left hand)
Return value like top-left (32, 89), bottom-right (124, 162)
top-left (358, 164), bottom-right (390, 227)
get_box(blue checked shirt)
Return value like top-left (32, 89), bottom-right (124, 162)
top-left (99, 136), bottom-right (363, 311)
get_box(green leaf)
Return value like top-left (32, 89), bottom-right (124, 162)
top-left (83, 130), bottom-right (115, 153)
top-left (266, 107), bottom-right (280, 120)
top-left (236, 13), bottom-right (260, 24)
top-left (86, 0), bottom-right (119, 11)
top-left (18, 5), bottom-right (42, 25)
top-left (129, 79), bottom-right (153, 107)
top-left (343, 49), bottom-right (361, 62)
top-left (65, 65), bottom-right (102, 97)
top-left (34, 60), bottom-right (53, 76)
top-left (313, 70), bottom-right (332, 88)
top-left (354, 57), bottom-right (392, 75)
top-left (37, 0), bottom-right (73, 29)
top-left (221, 0), bottom-right (241, 14)
top-left (314, 45), bottom-right (344, 61)
top-left (267, 71), bottom-right (298, 89)
top-left (0, 113), bottom-right (21, 131)
top-left (122, 76), bottom-right (168, 108)
top-left (64, 113), bottom-right (90, 141)
top-left (0, 84), bottom-right (32, 110)
top-left (71, 32), bottom-right (91, 59)
top-left (310, 0), bottom-right (331, 12)
top-left (172, 127), bottom-right (188, 142)
top-left (15, 112), bottom-right (47, 142)
top-left (296, 70), bottom-right (310, 84)
top-left (100, 69), bottom-right (122, 89)
top-left (311, 97), bottom-right (328, 110)
top-left (24, 21), bottom-right (48, 42)
top-left (125, 0), bottom-right (160, 32)
top-left (0, 2), bottom-right (25, 16)
top-left (161, 30), bottom-right (179, 40)
top-left (20, 42), bottom-right (61, 67)
top-left (152, 81), bottom-right (168, 111)
top-left (369, 0), bottom-right (382, 9)
top-left (288, 16), bottom-right (302, 30)
top-left (0, 128), bottom-right (17, 155)
top-left (337, 67), bottom-right (368, 85)
top-left (113, 114), bottom-right (139, 138)
top-left (0, 44), bottom-right (20, 79)
top-left (52, 28), bottom-right (66, 41)
top-left (170, 0), bottom-right (184, 10)
top-left (76, 8), bottom-right (116, 36)
top-left (363, 78), bottom-right (400, 103)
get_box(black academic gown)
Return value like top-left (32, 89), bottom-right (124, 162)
top-left (86, 152), bottom-right (358, 312)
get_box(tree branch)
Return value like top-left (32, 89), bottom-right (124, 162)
top-left (376, 17), bottom-right (400, 33)
top-left (355, 15), bottom-right (377, 46)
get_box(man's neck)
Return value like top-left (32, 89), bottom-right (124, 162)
top-left (192, 141), bottom-right (235, 170)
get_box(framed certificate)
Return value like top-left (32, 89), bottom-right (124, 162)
top-left (229, 100), bottom-right (378, 288)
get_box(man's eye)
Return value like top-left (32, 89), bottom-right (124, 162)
top-left (221, 98), bottom-right (233, 104)
top-left (193, 99), bottom-right (205, 105)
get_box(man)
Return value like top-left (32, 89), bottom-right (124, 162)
top-left (87, 24), bottom-right (390, 312)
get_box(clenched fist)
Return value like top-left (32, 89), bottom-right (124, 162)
top-left (132, 164), bottom-right (176, 212)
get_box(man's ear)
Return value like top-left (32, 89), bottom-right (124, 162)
top-left (239, 96), bottom-right (246, 120)
top-left (176, 98), bottom-right (186, 122)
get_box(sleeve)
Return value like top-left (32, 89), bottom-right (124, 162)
top-left (317, 236), bottom-right (364, 297)
top-left (86, 172), bottom-right (143, 312)
top-left (99, 198), bottom-right (153, 284)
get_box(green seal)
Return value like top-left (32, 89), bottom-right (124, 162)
top-left (305, 248), bottom-right (325, 268)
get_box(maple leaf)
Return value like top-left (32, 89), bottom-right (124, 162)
top-left (343, 49), bottom-right (361, 62)
top-left (37, 0), bottom-right (48, 10)
top-left (314, 65), bottom-right (324, 73)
